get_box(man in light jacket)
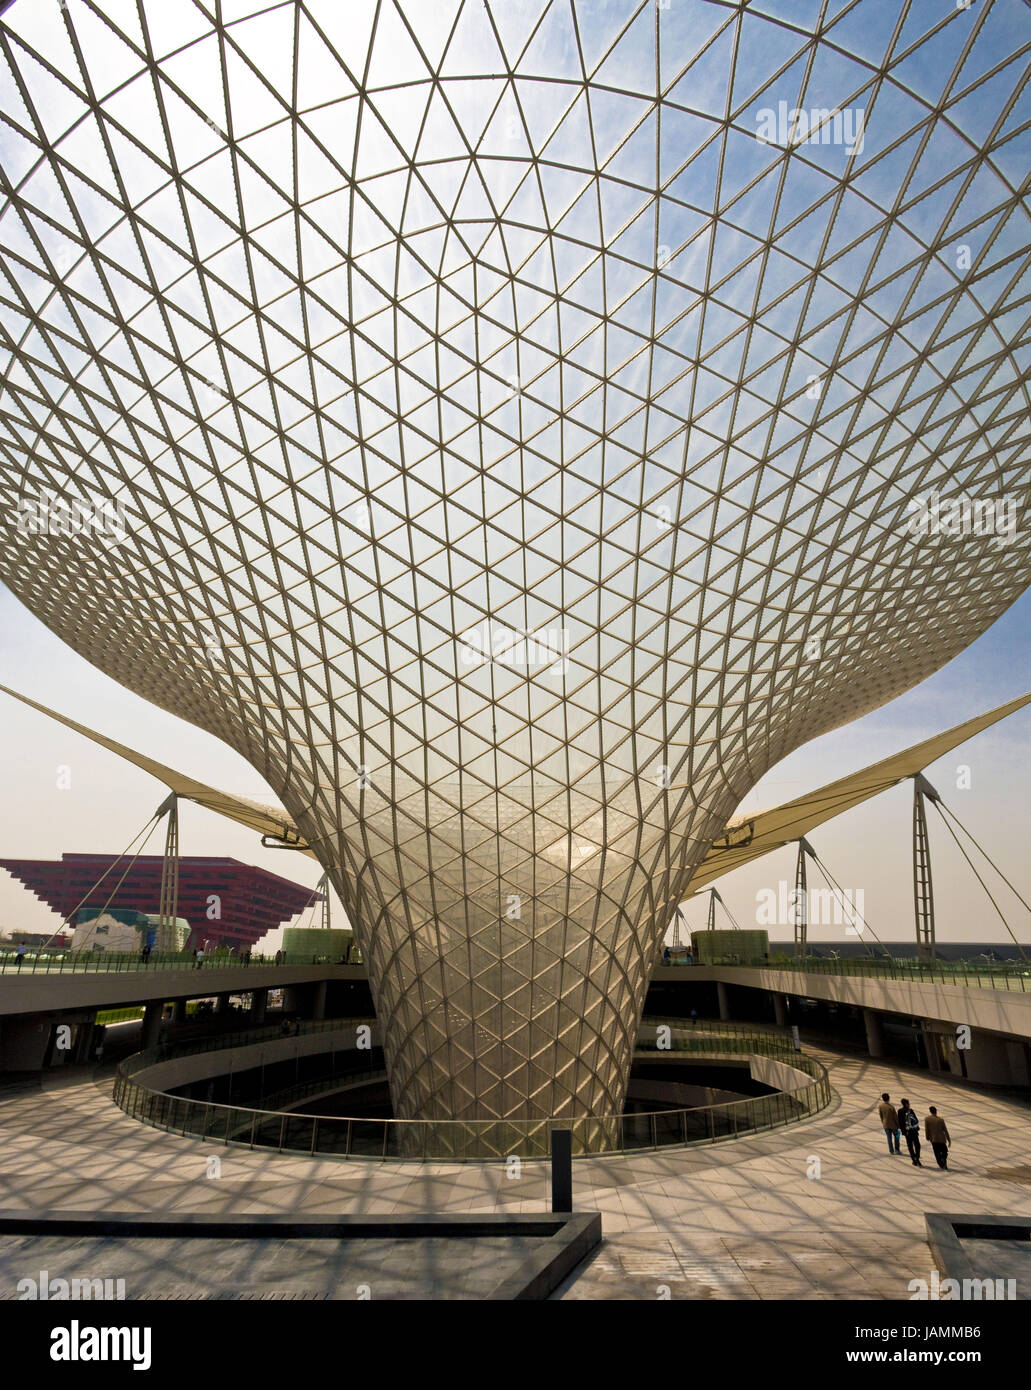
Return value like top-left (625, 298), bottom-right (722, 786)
top-left (877, 1092), bottom-right (900, 1154)
top-left (925, 1106), bottom-right (951, 1169)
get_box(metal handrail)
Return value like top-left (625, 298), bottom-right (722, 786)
top-left (0, 948), bottom-right (364, 975)
top-left (5, 947), bottom-right (1023, 989)
top-left (663, 957), bottom-right (1029, 990)
top-left (113, 1019), bottom-right (830, 1162)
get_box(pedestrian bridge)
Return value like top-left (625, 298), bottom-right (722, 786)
top-left (1, 953), bottom-right (1030, 1087)
top-left (0, 953), bottom-right (365, 1017)
top-left (2, 952), bottom-right (1029, 1036)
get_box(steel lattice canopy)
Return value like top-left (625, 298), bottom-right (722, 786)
top-left (1, 0), bottom-right (1030, 1131)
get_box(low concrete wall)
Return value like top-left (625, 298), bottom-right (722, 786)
top-left (132, 1023), bottom-right (382, 1094)
top-left (749, 1052), bottom-right (814, 1094)
top-left (0, 963), bottom-right (366, 1018)
top-left (626, 1079), bottom-right (746, 1107)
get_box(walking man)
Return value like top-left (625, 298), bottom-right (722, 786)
top-left (877, 1092), bottom-right (901, 1154)
top-left (925, 1106), bottom-right (951, 1169)
top-left (897, 1097), bottom-right (922, 1166)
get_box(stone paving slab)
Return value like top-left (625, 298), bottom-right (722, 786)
top-left (0, 1046), bottom-right (1027, 1298)
top-left (0, 1232), bottom-right (548, 1300)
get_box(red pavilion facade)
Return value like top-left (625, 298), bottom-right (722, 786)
top-left (0, 854), bottom-right (321, 952)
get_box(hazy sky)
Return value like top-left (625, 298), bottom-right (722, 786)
top-left (1, 577), bottom-right (1028, 950)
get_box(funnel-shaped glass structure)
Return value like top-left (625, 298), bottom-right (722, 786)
top-left (2, 0), bottom-right (1030, 1128)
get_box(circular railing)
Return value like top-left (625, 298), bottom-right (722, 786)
top-left (663, 957), bottom-right (1030, 990)
top-left (112, 1017), bottom-right (832, 1161)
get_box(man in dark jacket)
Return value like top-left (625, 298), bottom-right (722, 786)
top-left (897, 1098), bottom-right (922, 1166)
top-left (925, 1106), bottom-right (951, 1169)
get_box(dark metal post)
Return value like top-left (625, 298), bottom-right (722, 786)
top-left (551, 1128), bottom-right (572, 1212)
top-left (157, 792), bottom-right (180, 952)
top-left (794, 838), bottom-right (814, 959)
top-left (913, 774), bottom-right (940, 961)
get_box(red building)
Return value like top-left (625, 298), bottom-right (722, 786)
top-left (0, 854), bottom-right (321, 952)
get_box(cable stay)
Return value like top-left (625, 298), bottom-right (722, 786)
top-left (689, 771), bottom-right (1029, 968)
top-left (668, 901), bottom-right (690, 948)
top-left (35, 806), bottom-right (166, 955)
top-left (928, 799), bottom-right (1029, 965)
top-left (702, 885), bottom-right (741, 934)
top-left (292, 872), bottom-right (331, 940)
top-left (802, 840), bottom-right (895, 961)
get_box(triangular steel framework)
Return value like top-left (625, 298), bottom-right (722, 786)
top-left (1, 1), bottom-right (1030, 1126)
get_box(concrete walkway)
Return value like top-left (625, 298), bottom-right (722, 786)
top-left (0, 1047), bottom-right (1028, 1299)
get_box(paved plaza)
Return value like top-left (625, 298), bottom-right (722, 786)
top-left (0, 1046), bottom-right (1028, 1299)
top-left (0, 1231), bottom-right (551, 1301)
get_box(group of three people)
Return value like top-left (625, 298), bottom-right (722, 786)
top-left (878, 1092), bottom-right (951, 1168)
